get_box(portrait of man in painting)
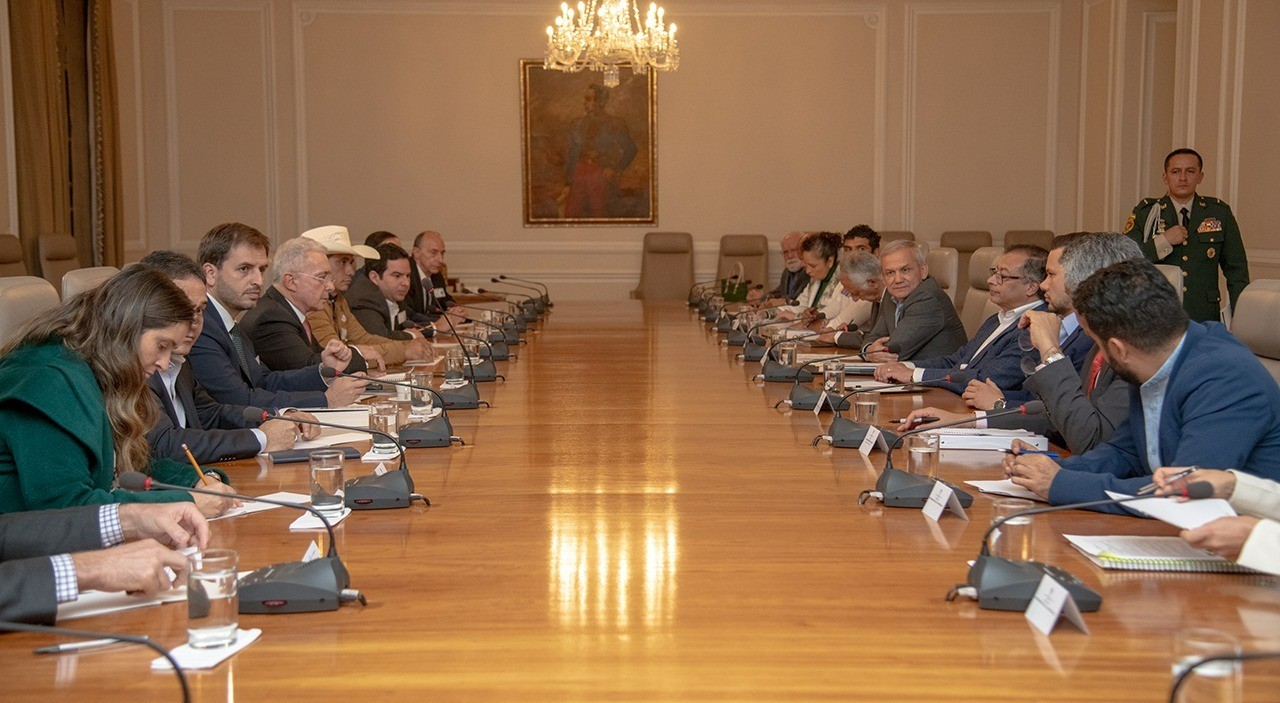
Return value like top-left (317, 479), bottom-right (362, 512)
top-left (521, 60), bottom-right (657, 226)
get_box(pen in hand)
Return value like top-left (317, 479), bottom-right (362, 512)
top-left (1001, 449), bottom-right (1060, 460)
top-left (1137, 466), bottom-right (1198, 495)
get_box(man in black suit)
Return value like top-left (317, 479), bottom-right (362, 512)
top-left (240, 237), bottom-right (373, 375)
top-left (861, 240), bottom-right (967, 361)
top-left (140, 251), bottom-right (321, 464)
top-left (188, 222), bottom-right (367, 408)
top-left (758, 230), bottom-right (810, 304)
top-left (406, 230), bottom-right (464, 320)
top-left (0, 502), bottom-right (207, 625)
top-left (349, 243), bottom-right (432, 340)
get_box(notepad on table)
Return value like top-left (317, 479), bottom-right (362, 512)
top-left (1064, 535), bottom-right (1259, 573)
top-left (932, 428), bottom-right (1048, 451)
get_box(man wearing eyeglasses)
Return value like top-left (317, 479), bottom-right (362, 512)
top-left (238, 236), bottom-right (372, 375)
top-left (874, 244), bottom-right (1047, 395)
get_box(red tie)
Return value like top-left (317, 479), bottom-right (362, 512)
top-left (1086, 353), bottom-right (1106, 394)
top-left (302, 318), bottom-right (314, 345)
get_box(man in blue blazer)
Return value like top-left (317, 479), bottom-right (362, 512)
top-left (1004, 260), bottom-right (1280, 513)
top-left (875, 245), bottom-right (1048, 395)
top-left (187, 222), bottom-right (366, 409)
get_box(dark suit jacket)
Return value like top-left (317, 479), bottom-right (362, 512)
top-left (407, 266), bottom-right (455, 317)
top-left (1002, 319), bottom-right (1095, 404)
top-left (189, 294), bottom-right (330, 409)
top-left (1050, 322), bottom-right (1280, 512)
top-left (991, 345), bottom-right (1130, 454)
top-left (0, 506), bottom-right (102, 624)
top-left (914, 303), bottom-right (1046, 394)
top-left (146, 362), bottom-right (263, 464)
top-left (347, 273), bottom-right (413, 340)
top-left (834, 300), bottom-right (881, 349)
top-left (768, 268), bottom-right (810, 302)
top-left (861, 277), bottom-right (967, 361)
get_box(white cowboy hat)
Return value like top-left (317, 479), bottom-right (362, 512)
top-left (300, 225), bottom-right (380, 259)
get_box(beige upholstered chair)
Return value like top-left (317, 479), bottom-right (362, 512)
top-left (38, 234), bottom-right (80, 293)
top-left (631, 232), bottom-right (695, 301)
top-left (1231, 280), bottom-right (1280, 382)
top-left (940, 230), bottom-right (993, 314)
top-left (1154, 264), bottom-right (1184, 302)
top-left (716, 234), bottom-right (769, 289)
top-left (62, 266), bottom-right (120, 300)
top-left (1004, 229), bottom-right (1054, 250)
top-left (879, 231), bottom-right (915, 244)
top-left (924, 247), bottom-right (959, 303)
top-left (960, 246), bottom-right (1002, 337)
top-left (0, 234), bottom-right (26, 277)
top-left (0, 276), bottom-right (60, 346)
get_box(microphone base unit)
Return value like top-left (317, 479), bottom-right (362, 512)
top-left (761, 359), bottom-right (815, 383)
top-left (480, 341), bottom-right (512, 361)
top-left (238, 557), bottom-right (351, 614)
top-left (857, 467), bottom-right (974, 509)
top-left (714, 314), bottom-right (732, 333)
top-left (788, 384), bottom-right (851, 412)
top-left (725, 328), bottom-right (748, 347)
top-left (960, 556), bottom-right (1102, 613)
top-left (462, 360), bottom-right (500, 382)
top-left (741, 340), bottom-right (766, 362)
top-left (439, 381), bottom-right (482, 409)
top-left (345, 468), bottom-right (419, 509)
top-left (817, 418), bottom-right (899, 448)
top-left (399, 415), bottom-right (458, 448)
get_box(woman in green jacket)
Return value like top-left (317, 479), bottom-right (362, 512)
top-left (0, 266), bottom-right (238, 516)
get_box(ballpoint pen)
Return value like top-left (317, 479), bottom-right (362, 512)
top-left (1002, 449), bottom-right (1060, 459)
top-left (34, 638), bottom-right (121, 655)
top-left (1137, 466), bottom-right (1199, 495)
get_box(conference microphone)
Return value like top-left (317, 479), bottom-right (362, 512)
top-left (812, 372), bottom-right (969, 448)
top-left (857, 401), bottom-right (1046, 509)
top-left (707, 281), bottom-right (753, 326)
top-left (253, 405), bottom-right (430, 509)
top-left (475, 304), bottom-right (528, 334)
top-left (735, 317), bottom-right (794, 358)
top-left (476, 288), bottom-right (539, 322)
top-left (775, 353), bottom-right (870, 411)
top-left (0, 621), bottom-right (190, 700)
top-left (319, 372), bottom-right (462, 448)
top-left (430, 297), bottom-right (488, 409)
top-left (687, 278), bottom-right (719, 306)
top-left (490, 278), bottom-right (547, 313)
top-left (497, 274), bottom-right (551, 306)
top-left (119, 472), bottom-right (366, 614)
top-left (450, 332), bottom-right (505, 382)
top-left (947, 481), bottom-right (1215, 613)
top-left (756, 328), bottom-right (828, 383)
top-left (466, 314), bottom-right (521, 348)
top-left (1169, 650), bottom-right (1280, 703)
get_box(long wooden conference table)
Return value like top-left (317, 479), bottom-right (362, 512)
top-left (3, 301), bottom-right (1279, 701)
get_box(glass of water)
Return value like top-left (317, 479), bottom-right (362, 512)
top-left (990, 497), bottom-right (1036, 561)
top-left (409, 370), bottom-right (434, 417)
top-left (906, 432), bottom-right (939, 478)
top-left (823, 361), bottom-right (846, 395)
top-left (369, 401), bottom-right (399, 453)
top-left (854, 390), bottom-right (880, 425)
top-left (775, 341), bottom-right (798, 367)
top-left (444, 348), bottom-right (465, 381)
top-left (463, 339), bottom-right (482, 359)
top-left (187, 549), bottom-right (238, 648)
top-left (309, 448), bottom-right (345, 514)
top-left (1171, 628), bottom-right (1242, 703)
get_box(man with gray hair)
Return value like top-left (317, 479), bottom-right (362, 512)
top-left (898, 231), bottom-right (1144, 453)
top-left (860, 240), bottom-right (967, 362)
top-left (815, 249), bottom-right (883, 348)
top-left (760, 231), bottom-right (811, 304)
top-left (239, 237), bottom-right (370, 374)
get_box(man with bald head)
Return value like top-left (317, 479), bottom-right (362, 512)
top-left (407, 230), bottom-right (466, 321)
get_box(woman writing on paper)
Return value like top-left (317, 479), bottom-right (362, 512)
top-left (1154, 466), bottom-right (1280, 575)
top-left (0, 266), bottom-right (237, 517)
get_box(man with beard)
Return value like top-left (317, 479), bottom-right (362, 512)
top-left (759, 231), bottom-right (810, 304)
top-left (1002, 259), bottom-right (1280, 512)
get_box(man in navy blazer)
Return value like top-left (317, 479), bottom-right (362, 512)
top-left (0, 503), bottom-right (207, 624)
top-left (1004, 260), bottom-right (1280, 513)
top-left (187, 222), bottom-right (366, 409)
top-left (875, 245), bottom-right (1048, 395)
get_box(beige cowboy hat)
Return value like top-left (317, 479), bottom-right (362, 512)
top-left (301, 225), bottom-right (380, 259)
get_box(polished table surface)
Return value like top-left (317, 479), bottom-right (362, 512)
top-left (4, 301), bottom-right (1280, 701)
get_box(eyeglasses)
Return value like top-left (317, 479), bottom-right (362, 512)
top-left (293, 271), bottom-right (333, 286)
top-left (988, 268), bottom-right (1026, 284)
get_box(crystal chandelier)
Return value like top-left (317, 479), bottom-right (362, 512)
top-left (544, 1), bottom-right (679, 88)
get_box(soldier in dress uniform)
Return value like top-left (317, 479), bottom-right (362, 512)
top-left (1124, 148), bottom-right (1250, 322)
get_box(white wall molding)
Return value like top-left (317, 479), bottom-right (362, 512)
top-left (288, 0), bottom-right (890, 17)
top-left (1137, 10), bottom-right (1176, 197)
top-left (121, 0), bottom-right (147, 255)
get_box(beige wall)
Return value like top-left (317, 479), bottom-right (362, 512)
top-left (91, 0), bottom-right (1280, 298)
top-left (0, 0), bottom-right (17, 237)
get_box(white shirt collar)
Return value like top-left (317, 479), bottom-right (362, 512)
top-left (207, 294), bottom-right (238, 331)
top-left (281, 293), bottom-right (308, 325)
top-left (1169, 194), bottom-right (1195, 212)
top-left (998, 300), bottom-right (1041, 325)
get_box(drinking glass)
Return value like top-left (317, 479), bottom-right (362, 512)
top-left (409, 370), bottom-right (434, 417)
top-left (853, 390), bottom-right (880, 425)
top-left (990, 497), bottom-right (1036, 561)
top-left (187, 549), bottom-right (239, 648)
top-left (369, 401), bottom-right (399, 453)
top-left (906, 433), bottom-right (939, 479)
top-left (309, 449), bottom-right (345, 514)
top-left (1171, 629), bottom-right (1242, 703)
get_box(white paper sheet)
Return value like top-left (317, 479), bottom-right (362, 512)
top-left (1105, 491), bottom-right (1237, 530)
top-left (965, 479), bottom-right (1047, 502)
top-left (290, 508), bottom-right (351, 531)
top-left (151, 629), bottom-right (261, 670)
top-left (209, 492), bottom-right (311, 521)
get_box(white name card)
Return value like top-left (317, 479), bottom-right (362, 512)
top-left (858, 425), bottom-right (882, 456)
top-left (922, 481), bottom-right (969, 522)
top-left (1025, 574), bottom-right (1090, 636)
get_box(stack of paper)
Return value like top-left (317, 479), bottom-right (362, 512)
top-left (932, 428), bottom-right (1048, 451)
top-left (1064, 535), bottom-right (1257, 573)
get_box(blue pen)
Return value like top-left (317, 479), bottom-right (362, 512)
top-left (1002, 449), bottom-right (1059, 459)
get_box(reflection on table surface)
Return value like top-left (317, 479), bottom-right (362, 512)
top-left (3, 301), bottom-right (1278, 701)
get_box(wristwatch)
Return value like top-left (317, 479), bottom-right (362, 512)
top-left (1042, 350), bottom-right (1066, 366)
top-left (992, 399), bottom-right (1007, 411)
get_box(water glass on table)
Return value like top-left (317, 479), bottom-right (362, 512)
top-left (1171, 628), bottom-right (1242, 703)
top-left (775, 341), bottom-right (797, 367)
top-left (369, 401), bottom-right (400, 453)
top-left (409, 370), bottom-right (434, 417)
top-left (989, 497), bottom-right (1036, 561)
top-left (853, 390), bottom-right (880, 425)
top-left (906, 433), bottom-right (939, 478)
top-left (309, 448), bottom-right (345, 514)
top-left (187, 549), bottom-right (239, 648)
top-left (823, 361), bottom-right (845, 396)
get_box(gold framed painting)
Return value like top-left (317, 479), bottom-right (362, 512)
top-left (520, 59), bottom-right (657, 227)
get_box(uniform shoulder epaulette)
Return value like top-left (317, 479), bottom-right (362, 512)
top-left (1200, 196), bottom-right (1227, 207)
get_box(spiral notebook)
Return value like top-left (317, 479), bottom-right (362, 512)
top-left (1064, 534), bottom-right (1259, 573)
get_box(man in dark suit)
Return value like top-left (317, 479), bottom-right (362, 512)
top-left (406, 230), bottom-right (463, 320)
top-left (240, 236), bottom-right (373, 375)
top-left (876, 245), bottom-right (1048, 394)
top-left (1004, 260), bottom-right (1280, 512)
top-left (900, 232), bottom-right (1141, 454)
top-left (860, 240), bottom-right (967, 362)
top-left (188, 222), bottom-right (367, 409)
top-left (814, 249), bottom-right (883, 349)
top-left (0, 502), bottom-right (207, 624)
top-left (349, 243), bottom-right (431, 340)
top-left (140, 251), bottom-right (321, 464)
top-left (759, 231), bottom-right (810, 304)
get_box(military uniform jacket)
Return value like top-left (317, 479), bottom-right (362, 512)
top-left (1124, 194), bottom-right (1249, 322)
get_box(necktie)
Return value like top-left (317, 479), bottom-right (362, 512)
top-left (228, 324), bottom-right (252, 379)
top-left (302, 318), bottom-right (314, 345)
top-left (1180, 207), bottom-right (1190, 230)
top-left (1086, 353), bottom-right (1106, 394)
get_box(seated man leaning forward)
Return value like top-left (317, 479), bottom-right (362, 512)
top-left (874, 244), bottom-right (1047, 395)
top-left (814, 249), bottom-right (883, 349)
top-left (1003, 259), bottom-right (1280, 512)
top-left (859, 240), bottom-right (967, 362)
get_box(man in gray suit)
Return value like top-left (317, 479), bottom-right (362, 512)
top-left (0, 502), bottom-right (207, 624)
top-left (348, 243), bottom-right (431, 341)
top-left (861, 240), bottom-right (967, 362)
top-left (897, 231), bottom-right (1141, 453)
